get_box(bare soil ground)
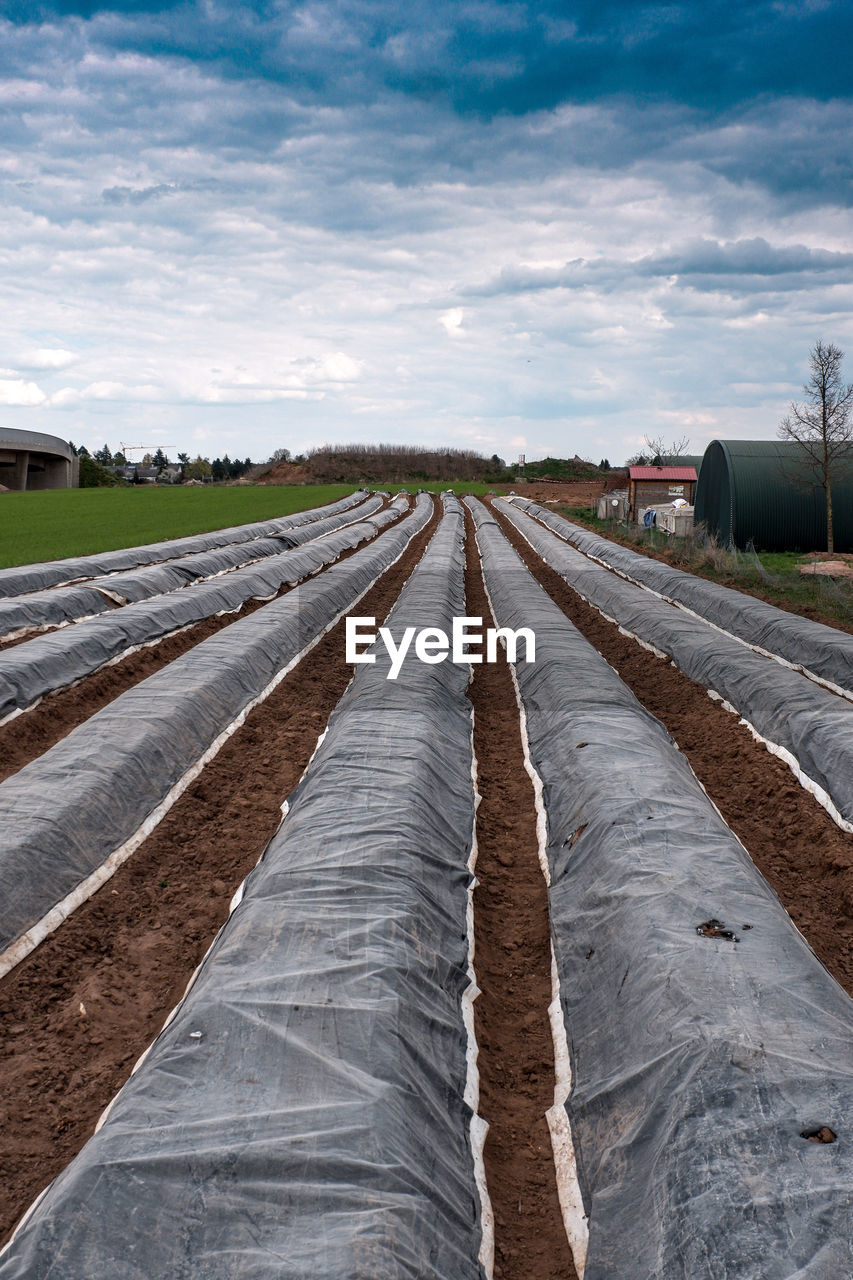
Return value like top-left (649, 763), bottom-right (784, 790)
top-left (464, 508), bottom-right (578, 1280)
top-left (513, 477), bottom-right (615, 507)
top-left (800, 554), bottom-right (853, 579)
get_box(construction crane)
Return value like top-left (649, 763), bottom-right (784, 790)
top-left (119, 443), bottom-right (178, 461)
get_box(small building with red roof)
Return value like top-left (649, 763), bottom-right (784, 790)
top-left (628, 464), bottom-right (697, 516)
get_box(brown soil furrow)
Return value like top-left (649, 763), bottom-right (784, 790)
top-left (489, 499), bottom-right (853, 998)
top-left (0, 499), bottom-right (403, 784)
top-left (0, 496), bottom-right (436, 1247)
top-left (464, 508), bottom-right (578, 1280)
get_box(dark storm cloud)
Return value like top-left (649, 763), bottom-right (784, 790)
top-left (102, 182), bottom-right (179, 203)
top-left (4, 2), bottom-right (850, 219)
top-left (2, 1), bottom-right (852, 462)
top-left (664, 96), bottom-right (853, 211)
top-left (8, 1), bottom-right (853, 116)
top-left (642, 238), bottom-right (853, 280)
top-left (467, 238), bottom-right (853, 299)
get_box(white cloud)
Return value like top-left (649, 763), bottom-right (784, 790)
top-left (0, 18), bottom-right (849, 466)
top-left (17, 348), bottom-right (77, 370)
top-left (317, 352), bottom-right (363, 382)
top-left (0, 378), bottom-right (46, 406)
top-left (199, 385), bottom-right (323, 403)
top-left (724, 311), bottom-right (772, 328)
top-left (50, 382), bottom-right (162, 406)
top-left (440, 308), bottom-right (465, 336)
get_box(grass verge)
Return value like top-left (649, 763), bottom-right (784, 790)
top-left (557, 505), bottom-right (853, 631)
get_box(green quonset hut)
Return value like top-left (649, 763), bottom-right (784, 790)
top-left (694, 439), bottom-right (853, 552)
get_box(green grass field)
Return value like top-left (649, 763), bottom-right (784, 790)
top-left (0, 485), bottom-right (361, 569)
top-left (0, 481), bottom-right (509, 568)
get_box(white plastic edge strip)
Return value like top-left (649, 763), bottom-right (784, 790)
top-left (0, 509), bottom-right (429, 982)
top-left (707, 689), bottom-right (853, 835)
top-left (427, 497), bottom-right (493, 1275)
top-left (510, 498), bottom-right (853, 706)
top-left (475, 520), bottom-right (589, 1277)
top-left (506, 658), bottom-right (589, 1278)
top-left (466, 716), bottom-right (495, 1279)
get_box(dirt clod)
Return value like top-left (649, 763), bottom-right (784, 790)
top-left (801, 1126), bottom-right (837, 1144)
top-left (697, 919), bottom-right (739, 942)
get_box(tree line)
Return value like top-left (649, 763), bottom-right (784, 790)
top-left (304, 443), bottom-right (515, 483)
top-left (72, 443), bottom-right (253, 484)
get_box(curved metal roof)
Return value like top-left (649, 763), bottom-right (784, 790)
top-left (695, 439), bottom-right (853, 551)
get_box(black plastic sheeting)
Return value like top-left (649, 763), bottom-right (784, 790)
top-left (504, 497), bottom-right (853, 699)
top-left (0, 497), bottom-right (405, 717)
top-left (0, 494), bottom-right (433, 965)
top-left (0, 494), bottom-right (385, 640)
top-left (0, 500), bottom-right (408, 721)
top-left (0, 489), bottom-right (369, 599)
top-left (469, 496), bottom-right (853, 1280)
top-left (496, 497), bottom-right (853, 828)
top-left (0, 495), bottom-right (489, 1280)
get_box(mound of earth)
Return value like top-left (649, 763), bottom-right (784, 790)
top-left (513, 472), bottom-right (624, 507)
top-left (800, 555), bottom-right (853, 579)
top-left (254, 461), bottom-right (314, 485)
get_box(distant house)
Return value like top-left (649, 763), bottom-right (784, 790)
top-left (108, 464), bottom-right (184, 484)
top-left (628, 465), bottom-right (698, 518)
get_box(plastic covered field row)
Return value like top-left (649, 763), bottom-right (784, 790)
top-left (0, 488), bottom-right (370, 599)
top-left (0, 494), bottom-right (433, 977)
top-left (469, 497), bottom-right (853, 1280)
top-left (496, 497), bottom-right (853, 831)
top-left (0, 497), bottom-right (408, 724)
top-left (0, 495), bottom-right (491, 1280)
top-left (0, 493), bottom-right (386, 641)
top-left (507, 496), bottom-right (853, 701)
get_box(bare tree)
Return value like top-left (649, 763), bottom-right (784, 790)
top-left (778, 340), bottom-right (853, 553)
top-left (626, 434), bottom-right (691, 466)
top-left (644, 433), bottom-right (690, 463)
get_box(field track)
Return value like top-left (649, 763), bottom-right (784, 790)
top-left (1, 490), bottom-right (851, 1278)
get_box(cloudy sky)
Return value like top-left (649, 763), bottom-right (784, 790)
top-left (1, 1), bottom-right (852, 466)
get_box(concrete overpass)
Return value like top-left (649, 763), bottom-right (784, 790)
top-left (0, 428), bottom-right (79, 490)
